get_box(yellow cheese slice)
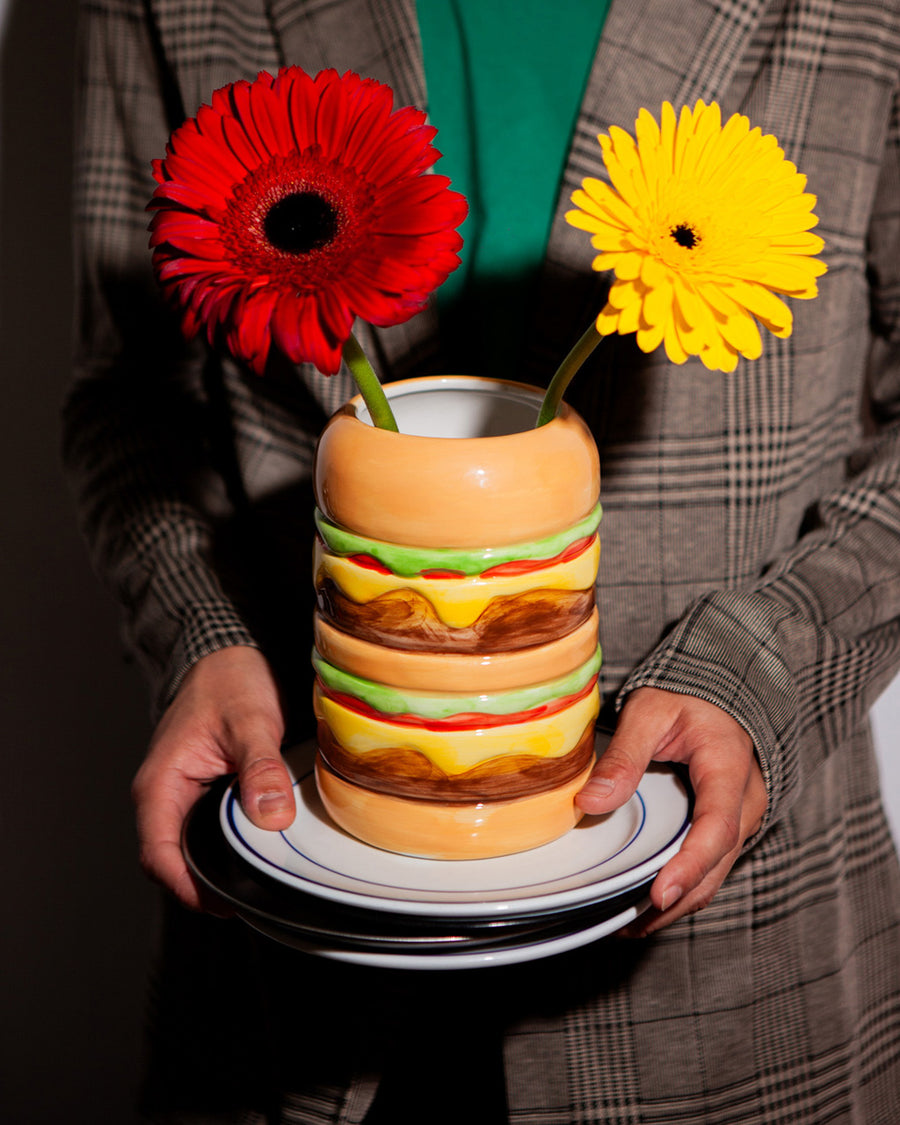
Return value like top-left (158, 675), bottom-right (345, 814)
top-left (315, 536), bottom-right (600, 629)
top-left (314, 685), bottom-right (600, 775)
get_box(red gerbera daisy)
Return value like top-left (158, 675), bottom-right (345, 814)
top-left (148, 67), bottom-right (467, 377)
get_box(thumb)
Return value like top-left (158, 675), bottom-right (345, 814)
top-left (576, 698), bottom-right (661, 815)
top-left (232, 717), bottom-right (296, 830)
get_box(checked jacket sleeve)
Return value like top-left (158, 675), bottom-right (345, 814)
top-left (619, 88), bottom-right (900, 837)
top-left (64, 3), bottom-right (266, 715)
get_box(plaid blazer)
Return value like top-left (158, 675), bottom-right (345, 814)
top-left (66, 1), bottom-right (900, 1122)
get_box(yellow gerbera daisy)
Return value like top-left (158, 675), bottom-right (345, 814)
top-left (566, 100), bottom-right (827, 373)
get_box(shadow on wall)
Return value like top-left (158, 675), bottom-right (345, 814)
top-left (0, 2), bottom-right (157, 1121)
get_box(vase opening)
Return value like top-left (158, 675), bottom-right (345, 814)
top-left (353, 376), bottom-right (542, 438)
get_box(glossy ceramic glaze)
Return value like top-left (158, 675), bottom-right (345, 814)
top-left (315, 756), bottom-right (597, 861)
top-left (312, 377), bottom-right (602, 859)
top-left (313, 610), bottom-right (600, 693)
top-left (314, 376), bottom-right (600, 547)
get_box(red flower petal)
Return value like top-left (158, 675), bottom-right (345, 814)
top-left (288, 292), bottom-right (344, 374)
top-left (248, 76), bottom-right (296, 158)
top-left (160, 149), bottom-right (240, 206)
top-left (229, 80), bottom-right (278, 167)
top-left (361, 124), bottom-right (439, 187)
top-left (339, 86), bottom-right (395, 168)
top-left (221, 112), bottom-right (268, 174)
top-left (150, 180), bottom-right (229, 218)
top-left (313, 71), bottom-right (352, 157)
top-left (230, 285), bottom-right (278, 373)
top-left (283, 68), bottom-right (321, 152)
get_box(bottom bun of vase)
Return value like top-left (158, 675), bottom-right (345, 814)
top-left (314, 754), bottom-right (595, 860)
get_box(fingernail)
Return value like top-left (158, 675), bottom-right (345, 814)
top-left (257, 791), bottom-right (290, 815)
top-left (660, 884), bottom-right (683, 912)
top-left (583, 776), bottom-right (617, 798)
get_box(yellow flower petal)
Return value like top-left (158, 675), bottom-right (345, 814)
top-left (742, 256), bottom-right (826, 294)
top-left (719, 279), bottom-right (792, 333)
top-left (618, 295), bottom-right (643, 335)
top-left (635, 108), bottom-right (663, 196)
top-left (591, 251), bottom-right (622, 272)
top-left (700, 338), bottom-right (739, 372)
top-left (765, 317), bottom-right (793, 339)
top-left (754, 212), bottom-right (822, 237)
top-left (642, 277), bottom-right (674, 327)
top-left (592, 230), bottom-right (645, 253)
top-left (672, 311), bottom-right (705, 357)
top-left (719, 306), bottom-right (763, 359)
top-left (672, 102), bottom-right (699, 180)
top-left (640, 254), bottom-right (668, 288)
top-left (663, 316), bottom-right (690, 364)
top-left (673, 278), bottom-right (721, 350)
top-left (614, 253), bottom-right (644, 281)
top-left (570, 183), bottom-right (625, 225)
top-left (659, 101), bottom-right (678, 174)
top-left (671, 278), bottom-right (705, 330)
top-left (565, 207), bottom-right (605, 233)
top-left (595, 303), bottom-right (621, 335)
top-left (769, 232), bottom-right (825, 254)
top-left (636, 318), bottom-right (666, 354)
top-left (607, 278), bottom-right (643, 309)
top-left (696, 280), bottom-right (743, 319)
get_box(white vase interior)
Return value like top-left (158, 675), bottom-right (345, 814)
top-left (354, 376), bottom-right (542, 438)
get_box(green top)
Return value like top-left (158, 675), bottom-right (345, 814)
top-left (418, 0), bottom-right (611, 377)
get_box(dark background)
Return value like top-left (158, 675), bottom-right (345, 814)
top-left (1, 2), bottom-right (155, 1120)
top-left (1, 2), bottom-right (898, 1122)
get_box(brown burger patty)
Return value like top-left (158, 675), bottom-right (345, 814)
top-left (315, 579), bottom-right (594, 653)
top-left (316, 721), bottom-right (596, 802)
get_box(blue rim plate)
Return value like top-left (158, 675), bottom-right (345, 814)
top-left (220, 741), bottom-right (691, 919)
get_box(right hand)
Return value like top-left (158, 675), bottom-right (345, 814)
top-left (132, 645), bottom-right (295, 911)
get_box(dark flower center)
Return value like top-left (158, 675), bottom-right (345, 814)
top-left (670, 222), bottom-right (700, 249)
top-left (264, 191), bottom-right (338, 254)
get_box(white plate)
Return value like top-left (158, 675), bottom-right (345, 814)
top-left (221, 743), bottom-right (690, 918)
top-left (239, 896), bottom-right (650, 970)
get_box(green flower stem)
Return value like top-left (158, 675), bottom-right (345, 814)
top-left (342, 332), bottom-right (399, 431)
top-left (536, 322), bottom-right (603, 427)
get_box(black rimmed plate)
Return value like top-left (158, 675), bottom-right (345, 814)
top-left (183, 777), bottom-right (653, 963)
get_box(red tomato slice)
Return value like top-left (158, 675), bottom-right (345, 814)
top-left (318, 676), bottom-right (598, 732)
top-left (345, 534), bottom-right (596, 580)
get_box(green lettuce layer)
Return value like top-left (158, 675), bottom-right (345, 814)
top-left (314, 501), bottom-right (602, 577)
top-left (312, 644), bottom-right (602, 719)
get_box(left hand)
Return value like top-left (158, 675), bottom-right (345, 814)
top-left (576, 686), bottom-right (768, 936)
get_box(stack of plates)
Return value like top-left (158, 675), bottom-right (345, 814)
top-left (183, 742), bottom-right (691, 970)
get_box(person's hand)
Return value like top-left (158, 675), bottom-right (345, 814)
top-left (132, 645), bottom-right (295, 911)
top-left (576, 686), bottom-right (767, 936)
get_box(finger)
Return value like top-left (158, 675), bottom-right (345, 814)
top-left (133, 773), bottom-right (207, 911)
top-left (619, 848), bottom-right (737, 937)
top-left (575, 703), bottom-right (665, 814)
top-left (622, 755), bottom-right (766, 937)
top-left (649, 752), bottom-right (747, 910)
top-left (229, 718), bottom-right (296, 829)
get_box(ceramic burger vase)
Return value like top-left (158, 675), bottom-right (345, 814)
top-left (312, 377), bottom-right (602, 858)
top-left (148, 68), bottom-right (825, 860)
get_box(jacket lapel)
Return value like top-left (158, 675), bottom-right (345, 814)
top-left (268, 0), bottom-right (424, 104)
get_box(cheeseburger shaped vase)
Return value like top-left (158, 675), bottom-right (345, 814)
top-left (312, 376), bottom-right (602, 859)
